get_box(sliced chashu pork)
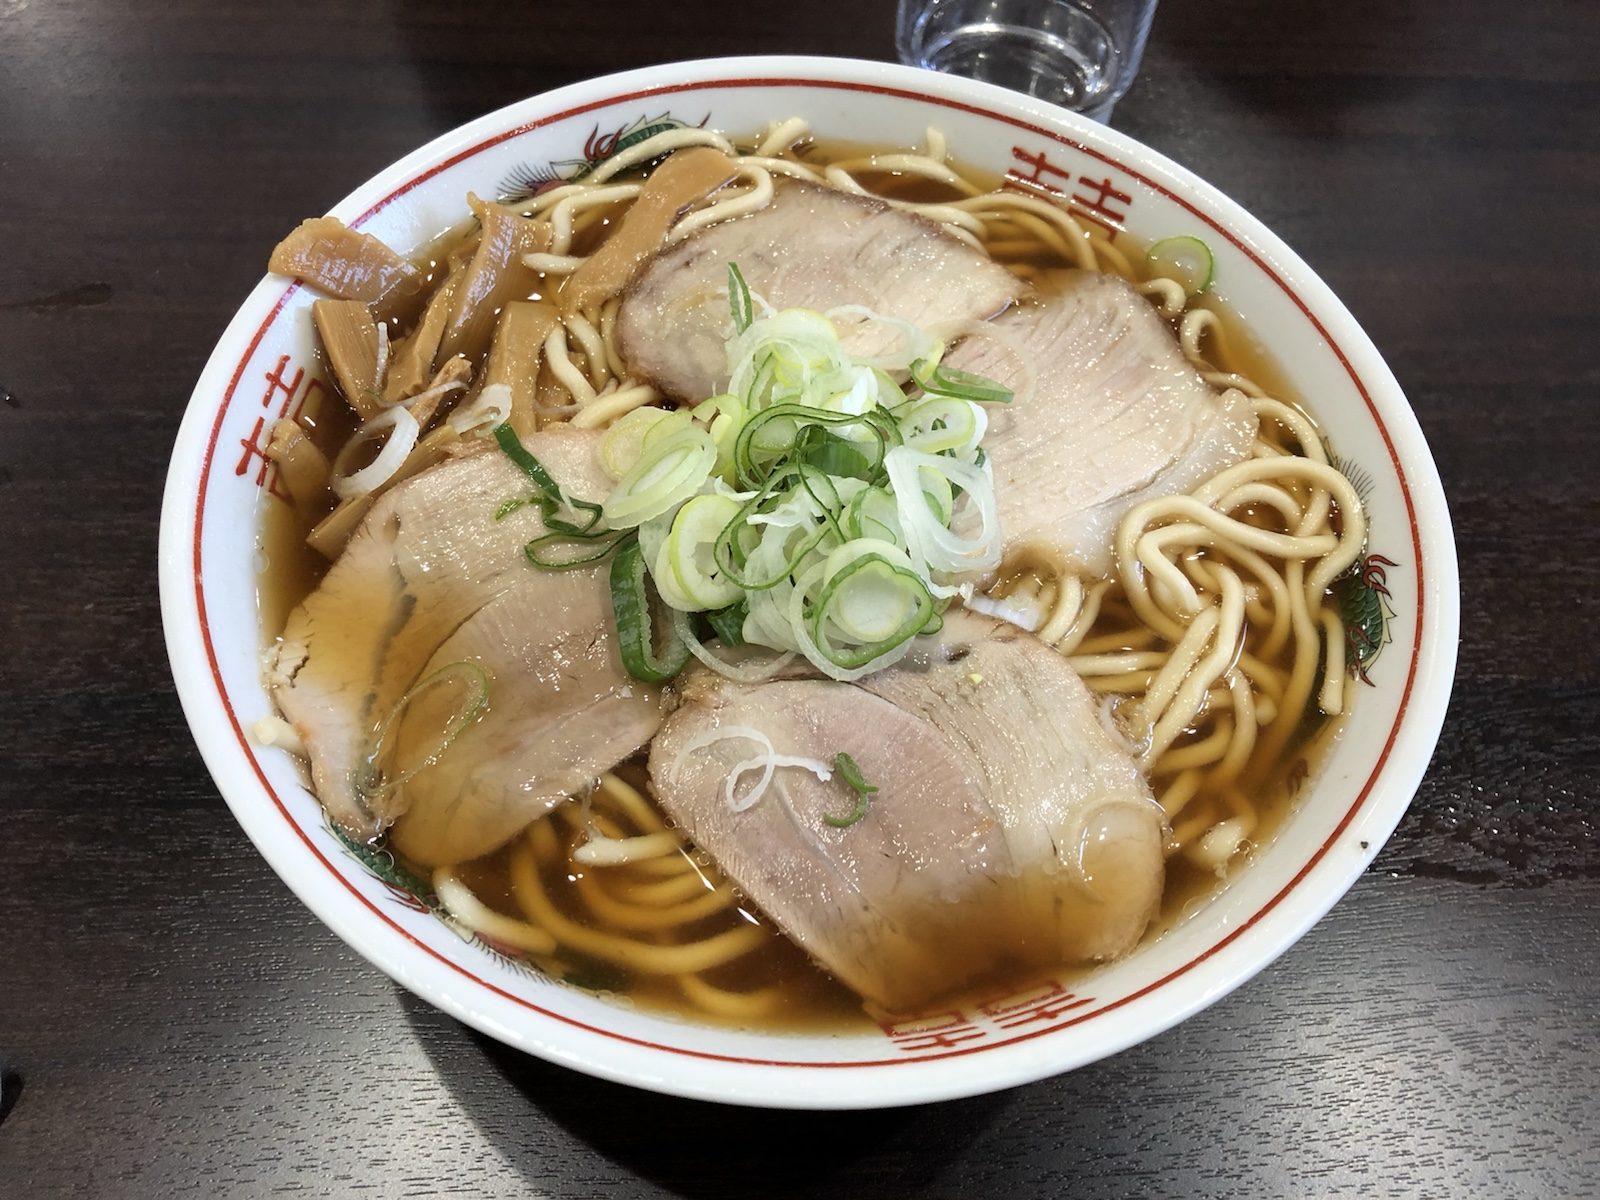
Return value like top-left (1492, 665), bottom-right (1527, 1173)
top-left (647, 610), bottom-right (1164, 1013)
top-left (948, 270), bottom-right (1258, 578)
top-left (270, 428), bottom-right (665, 867)
top-left (617, 180), bottom-right (1023, 402)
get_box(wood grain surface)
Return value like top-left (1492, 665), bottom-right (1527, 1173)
top-left (2, 0), bottom-right (1596, 1195)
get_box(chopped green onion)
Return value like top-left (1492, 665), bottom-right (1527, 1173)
top-left (599, 405), bottom-right (678, 481)
top-left (649, 534), bottom-right (702, 612)
top-left (822, 751), bottom-right (878, 828)
top-left (919, 468), bottom-right (955, 526)
top-left (670, 607), bottom-right (796, 685)
top-left (640, 408), bottom-right (694, 452)
top-left (603, 425), bottom-right (717, 528)
top-left (909, 358), bottom-right (1013, 404)
top-left (594, 284), bottom-right (1007, 684)
top-left (524, 529), bottom-right (631, 571)
top-left (728, 262), bottom-right (754, 333)
top-left (796, 430), bottom-right (879, 479)
top-left (609, 539), bottom-right (691, 682)
top-left (692, 393), bottom-right (747, 482)
top-left (492, 422), bottom-right (608, 539)
top-left (844, 485), bottom-right (902, 545)
top-left (541, 497), bottom-right (606, 538)
top-left (494, 423), bottom-right (564, 496)
top-left (663, 492), bottom-right (744, 610)
top-left (901, 396), bottom-right (986, 457)
top-left (884, 447), bottom-right (1001, 589)
top-left (733, 403), bottom-right (899, 487)
top-left (1145, 235), bottom-right (1215, 298)
top-left (712, 471), bottom-right (833, 591)
top-left (806, 544), bottom-right (935, 670)
top-left (705, 600), bottom-right (748, 646)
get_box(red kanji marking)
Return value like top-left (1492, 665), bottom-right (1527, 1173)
top-left (238, 354), bottom-right (324, 501)
top-left (235, 415), bottom-right (294, 501)
top-left (234, 414), bottom-right (273, 485)
top-left (880, 1010), bottom-right (987, 1053)
top-left (1069, 174), bottom-right (1132, 238)
top-left (1006, 144), bottom-right (1073, 189)
top-left (261, 354), bottom-right (305, 414)
top-left (978, 981), bottom-right (1091, 1029)
top-left (1002, 145), bottom-right (1134, 241)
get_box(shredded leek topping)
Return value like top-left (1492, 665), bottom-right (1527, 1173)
top-left (495, 262), bottom-right (1012, 684)
top-left (332, 404), bottom-right (420, 498)
top-left (360, 660), bottom-right (490, 808)
top-left (447, 381), bottom-right (513, 436)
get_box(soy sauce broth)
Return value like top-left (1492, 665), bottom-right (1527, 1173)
top-left (256, 132), bottom-right (1350, 1030)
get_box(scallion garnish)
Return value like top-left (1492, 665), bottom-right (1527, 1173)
top-left (908, 358), bottom-right (1013, 405)
top-left (822, 751), bottom-right (878, 828)
top-left (581, 267), bottom-right (1008, 682)
top-left (732, 403), bottom-right (900, 487)
top-left (494, 422), bottom-right (565, 495)
top-left (728, 262), bottom-right (754, 333)
top-left (1145, 234), bottom-right (1215, 298)
top-left (524, 529), bottom-right (632, 571)
top-left (609, 538), bottom-right (692, 683)
top-left (498, 267), bottom-right (1010, 687)
top-left (492, 421), bottom-right (627, 569)
top-left (705, 599), bottom-right (749, 646)
top-left (493, 422), bottom-right (605, 535)
top-left (805, 547), bottom-right (935, 670)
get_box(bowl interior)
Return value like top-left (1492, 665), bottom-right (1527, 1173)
top-left (159, 57), bottom-right (1458, 1108)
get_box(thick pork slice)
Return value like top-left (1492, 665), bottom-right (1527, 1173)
top-left (948, 271), bottom-right (1258, 577)
top-left (617, 181), bottom-right (1023, 402)
top-left (647, 610), bottom-right (1164, 1012)
top-left (270, 428), bottom-right (665, 866)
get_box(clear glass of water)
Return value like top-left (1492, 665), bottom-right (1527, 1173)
top-left (896, 0), bottom-right (1159, 122)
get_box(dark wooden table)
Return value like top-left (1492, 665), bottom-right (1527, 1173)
top-left (3, 0), bottom-right (1596, 1194)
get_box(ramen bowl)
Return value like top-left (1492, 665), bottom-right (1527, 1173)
top-left (158, 55), bottom-right (1458, 1109)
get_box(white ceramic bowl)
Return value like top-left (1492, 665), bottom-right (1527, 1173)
top-left (159, 56), bottom-right (1458, 1109)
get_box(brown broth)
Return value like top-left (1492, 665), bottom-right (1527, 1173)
top-left (445, 800), bottom-right (863, 1032)
top-left (257, 135), bottom-right (1350, 1031)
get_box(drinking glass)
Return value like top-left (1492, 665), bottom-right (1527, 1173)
top-left (896, 0), bottom-right (1159, 122)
